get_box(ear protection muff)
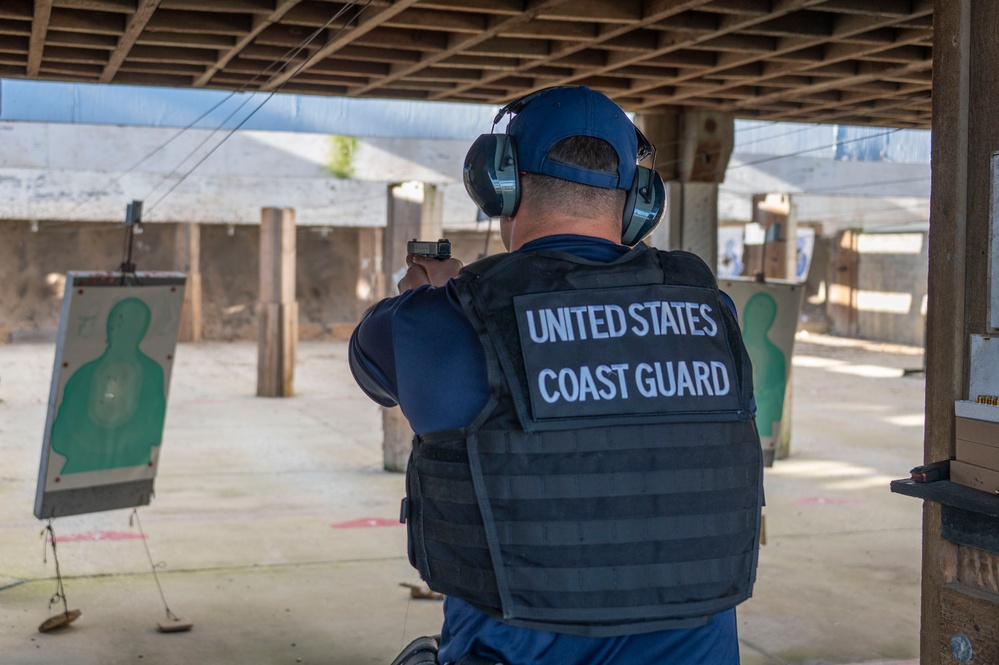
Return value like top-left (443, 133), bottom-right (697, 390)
top-left (463, 133), bottom-right (519, 218)
top-left (462, 88), bottom-right (667, 246)
top-left (621, 127), bottom-right (666, 246)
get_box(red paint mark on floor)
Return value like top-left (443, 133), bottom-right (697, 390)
top-left (795, 497), bottom-right (863, 506)
top-left (331, 518), bottom-right (401, 529)
top-left (51, 531), bottom-right (146, 543)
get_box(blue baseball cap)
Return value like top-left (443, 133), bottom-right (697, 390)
top-left (506, 86), bottom-right (638, 191)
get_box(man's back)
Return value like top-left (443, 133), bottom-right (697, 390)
top-left (350, 235), bottom-right (746, 665)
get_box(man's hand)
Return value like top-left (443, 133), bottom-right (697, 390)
top-left (397, 254), bottom-right (463, 293)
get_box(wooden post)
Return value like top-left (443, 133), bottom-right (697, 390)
top-left (175, 222), bottom-right (202, 343)
top-left (356, 227), bottom-right (384, 319)
top-left (381, 184), bottom-right (444, 472)
top-left (917, 1), bottom-right (999, 663)
top-left (257, 208), bottom-right (297, 398)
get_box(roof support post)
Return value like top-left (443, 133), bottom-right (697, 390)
top-left (382, 184), bottom-right (443, 472)
top-left (919, 0), bottom-right (999, 662)
top-left (257, 208), bottom-right (297, 398)
top-left (636, 109), bottom-right (733, 265)
top-left (175, 222), bottom-right (202, 343)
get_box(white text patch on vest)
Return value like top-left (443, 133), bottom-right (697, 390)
top-left (537, 360), bottom-right (731, 404)
top-left (525, 302), bottom-right (718, 344)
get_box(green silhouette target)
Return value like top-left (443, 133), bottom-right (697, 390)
top-left (35, 273), bottom-right (186, 519)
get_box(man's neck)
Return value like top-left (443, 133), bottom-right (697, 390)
top-left (508, 211), bottom-right (620, 251)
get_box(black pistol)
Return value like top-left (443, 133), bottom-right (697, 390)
top-left (408, 238), bottom-right (451, 260)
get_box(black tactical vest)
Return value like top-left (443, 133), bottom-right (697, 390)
top-left (403, 244), bottom-right (763, 637)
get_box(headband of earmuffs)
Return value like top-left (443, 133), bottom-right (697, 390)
top-left (462, 86), bottom-right (666, 246)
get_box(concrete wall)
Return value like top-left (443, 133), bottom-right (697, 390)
top-left (0, 220), bottom-right (361, 342)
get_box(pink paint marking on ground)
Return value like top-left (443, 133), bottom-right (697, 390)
top-left (331, 518), bottom-right (402, 529)
top-left (795, 497), bottom-right (864, 506)
top-left (51, 531), bottom-right (146, 543)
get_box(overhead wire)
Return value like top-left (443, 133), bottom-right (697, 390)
top-left (70, 0), bottom-right (368, 221)
top-left (142, 0), bottom-right (375, 219)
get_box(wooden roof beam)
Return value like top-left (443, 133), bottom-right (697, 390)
top-left (343, 0), bottom-right (581, 98)
top-left (381, 8), bottom-right (490, 34)
top-left (158, 0), bottom-right (275, 11)
top-left (626, 2), bottom-right (932, 111)
top-left (27, 0), bottom-right (54, 76)
top-left (53, 0), bottom-right (134, 11)
top-left (697, 0), bottom-right (771, 17)
top-left (193, 0), bottom-right (300, 88)
top-left (0, 36), bottom-right (29, 54)
top-left (427, 0), bottom-right (720, 102)
top-left (100, 0), bottom-right (160, 83)
top-left (260, 0), bottom-right (426, 91)
top-left (445, 0), bottom-right (830, 107)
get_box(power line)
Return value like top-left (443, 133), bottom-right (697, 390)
top-left (727, 128), bottom-right (903, 170)
top-left (721, 175), bottom-right (931, 197)
top-left (143, 0), bottom-right (374, 219)
top-left (71, 1), bottom-right (367, 219)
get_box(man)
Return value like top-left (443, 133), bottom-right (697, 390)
top-left (350, 86), bottom-right (763, 665)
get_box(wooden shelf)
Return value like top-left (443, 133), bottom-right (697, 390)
top-left (891, 478), bottom-right (999, 519)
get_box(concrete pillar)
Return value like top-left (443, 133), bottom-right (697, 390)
top-left (174, 222), bottom-right (202, 343)
top-left (637, 109), bottom-right (733, 265)
top-left (356, 227), bottom-right (384, 318)
top-left (382, 184), bottom-right (444, 472)
top-left (257, 208), bottom-right (297, 398)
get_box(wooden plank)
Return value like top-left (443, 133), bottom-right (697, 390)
top-left (39, 61), bottom-right (102, 76)
top-left (382, 8), bottom-right (490, 34)
top-left (957, 545), bottom-right (999, 596)
top-left (175, 222), bottom-right (202, 344)
top-left (48, 8), bottom-right (125, 35)
top-left (46, 30), bottom-right (118, 49)
top-left (100, 0), bottom-right (161, 83)
top-left (957, 416), bottom-right (999, 446)
top-left (257, 302), bottom-right (297, 398)
top-left (145, 9), bottom-right (252, 35)
top-left (0, 35), bottom-right (29, 54)
top-left (128, 44), bottom-right (219, 63)
top-left (53, 0), bottom-right (135, 10)
top-left (259, 208), bottom-right (296, 305)
top-left (118, 61), bottom-right (205, 75)
top-left (351, 27), bottom-right (449, 53)
top-left (257, 208), bottom-right (297, 399)
top-left (28, 0), bottom-right (54, 76)
top-left (939, 584), bottom-right (999, 665)
top-left (0, 1), bottom-right (32, 20)
top-left (540, 0), bottom-right (643, 23)
top-left (43, 45), bottom-right (107, 64)
top-left (159, 0), bottom-right (274, 12)
top-left (952, 460), bottom-right (999, 495)
top-left (941, 506), bottom-right (999, 558)
top-left (260, 0), bottom-right (426, 91)
top-left (136, 31), bottom-right (236, 48)
top-left (193, 0), bottom-right (299, 88)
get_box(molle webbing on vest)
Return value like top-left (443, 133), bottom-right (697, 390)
top-left (404, 245), bottom-right (763, 635)
top-left (468, 422), bottom-right (760, 629)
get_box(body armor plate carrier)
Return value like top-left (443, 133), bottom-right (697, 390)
top-left (403, 244), bottom-right (763, 636)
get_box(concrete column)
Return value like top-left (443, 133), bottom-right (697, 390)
top-left (257, 207), bottom-right (297, 398)
top-left (356, 227), bottom-right (384, 318)
top-left (382, 183), bottom-right (444, 472)
top-left (637, 109), bottom-right (733, 265)
top-left (174, 222), bottom-right (202, 343)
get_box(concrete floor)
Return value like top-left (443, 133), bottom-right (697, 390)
top-left (0, 335), bottom-right (926, 665)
